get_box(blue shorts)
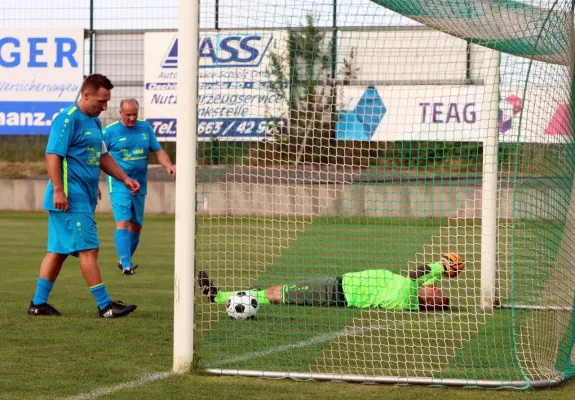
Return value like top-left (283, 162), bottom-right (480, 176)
top-left (47, 211), bottom-right (99, 257)
top-left (110, 192), bottom-right (146, 226)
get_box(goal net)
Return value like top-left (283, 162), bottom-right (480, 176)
top-left (190, 0), bottom-right (575, 388)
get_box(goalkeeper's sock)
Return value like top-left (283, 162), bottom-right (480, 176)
top-left (89, 283), bottom-right (112, 310)
top-left (32, 277), bottom-right (54, 305)
top-left (129, 230), bottom-right (141, 256)
top-left (214, 290), bottom-right (270, 305)
top-left (252, 290), bottom-right (270, 305)
top-left (114, 228), bottom-right (132, 269)
top-left (214, 291), bottom-right (232, 303)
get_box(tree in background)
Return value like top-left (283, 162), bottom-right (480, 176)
top-left (261, 13), bottom-right (359, 166)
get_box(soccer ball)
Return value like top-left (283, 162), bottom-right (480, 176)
top-left (226, 291), bottom-right (259, 320)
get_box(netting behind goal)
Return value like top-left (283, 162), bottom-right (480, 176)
top-left (193, 0), bottom-right (575, 388)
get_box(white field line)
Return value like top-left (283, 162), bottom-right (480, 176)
top-left (64, 314), bottom-right (456, 399)
top-left (62, 372), bottom-right (173, 400)
top-left (209, 314), bottom-right (456, 368)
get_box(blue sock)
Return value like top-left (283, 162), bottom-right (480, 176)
top-left (90, 283), bottom-right (112, 310)
top-left (32, 277), bottom-right (54, 305)
top-left (115, 228), bottom-right (132, 269)
top-left (129, 231), bottom-right (141, 257)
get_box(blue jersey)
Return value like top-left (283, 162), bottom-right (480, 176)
top-left (103, 119), bottom-right (161, 195)
top-left (43, 104), bottom-right (107, 214)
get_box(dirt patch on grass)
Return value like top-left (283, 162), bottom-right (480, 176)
top-left (0, 162), bottom-right (171, 181)
top-left (0, 162), bottom-right (48, 179)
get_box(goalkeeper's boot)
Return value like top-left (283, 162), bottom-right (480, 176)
top-left (27, 301), bottom-right (62, 316)
top-left (98, 300), bottom-right (137, 319)
top-left (198, 270), bottom-right (218, 303)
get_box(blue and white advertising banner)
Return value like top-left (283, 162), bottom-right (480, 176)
top-left (0, 29), bottom-right (84, 135)
top-left (144, 31), bottom-right (288, 141)
top-left (336, 85), bottom-right (570, 143)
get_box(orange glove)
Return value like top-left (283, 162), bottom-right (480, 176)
top-left (441, 253), bottom-right (465, 278)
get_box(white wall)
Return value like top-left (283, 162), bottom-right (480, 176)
top-left (0, 179), bottom-right (562, 220)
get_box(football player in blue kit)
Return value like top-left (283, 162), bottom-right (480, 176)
top-left (28, 74), bottom-right (141, 319)
top-left (103, 98), bottom-right (175, 275)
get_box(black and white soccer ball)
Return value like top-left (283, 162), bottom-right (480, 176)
top-left (226, 291), bottom-right (259, 320)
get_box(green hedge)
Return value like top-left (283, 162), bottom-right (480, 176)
top-left (0, 135), bottom-right (561, 175)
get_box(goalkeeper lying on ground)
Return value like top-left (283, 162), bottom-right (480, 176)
top-left (198, 253), bottom-right (465, 311)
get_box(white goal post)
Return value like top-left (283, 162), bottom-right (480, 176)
top-left (173, 0), bottom-right (199, 373)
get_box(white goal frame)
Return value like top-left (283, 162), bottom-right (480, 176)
top-left (172, 0), bottom-right (506, 377)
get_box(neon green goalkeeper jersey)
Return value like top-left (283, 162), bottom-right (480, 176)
top-left (341, 263), bottom-right (444, 311)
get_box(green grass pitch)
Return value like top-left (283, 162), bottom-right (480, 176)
top-left (2, 212), bottom-right (575, 399)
